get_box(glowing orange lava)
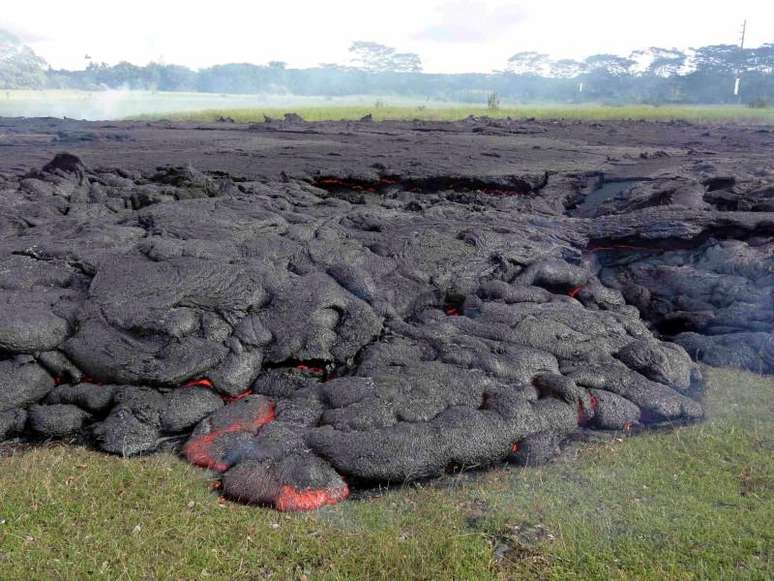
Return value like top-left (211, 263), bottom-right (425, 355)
top-left (183, 402), bottom-right (276, 473)
top-left (183, 378), bottom-right (215, 389)
top-left (275, 483), bottom-right (350, 512)
top-left (223, 390), bottom-right (252, 404)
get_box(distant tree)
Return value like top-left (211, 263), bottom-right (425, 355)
top-left (196, 63), bottom-right (272, 93)
top-left (692, 44), bottom-right (742, 74)
top-left (505, 52), bottom-right (551, 75)
top-left (317, 63), bottom-right (353, 70)
top-left (1, 27), bottom-right (771, 107)
top-left (349, 41), bottom-right (422, 73)
top-left (749, 44), bottom-right (774, 74)
top-left (144, 63), bottom-right (198, 91)
top-left (584, 54), bottom-right (636, 77)
top-left (88, 61), bottom-right (149, 89)
top-left (0, 30), bottom-right (48, 89)
top-left (487, 91), bottom-right (500, 110)
top-left (632, 47), bottom-right (689, 77)
top-left (549, 59), bottom-right (586, 79)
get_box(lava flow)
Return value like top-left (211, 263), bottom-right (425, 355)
top-left (275, 483), bottom-right (350, 512)
top-left (183, 401), bottom-right (276, 472)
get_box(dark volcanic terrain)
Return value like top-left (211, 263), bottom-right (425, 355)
top-left (0, 116), bottom-right (772, 510)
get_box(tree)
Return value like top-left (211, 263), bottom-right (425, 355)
top-left (349, 41), bottom-right (422, 73)
top-left (692, 45), bottom-right (742, 75)
top-left (549, 59), bottom-right (586, 79)
top-left (749, 44), bottom-right (774, 74)
top-left (631, 47), bottom-right (689, 78)
top-left (0, 27), bottom-right (771, 107)
top-left (505, 52), bottom-right (551, 76)
top-left (144, 63), bottom-right (198, 91)
top-left (584, 54), bottom-right (635, 77)
top-left (0, 30), bottom-right (48, 89)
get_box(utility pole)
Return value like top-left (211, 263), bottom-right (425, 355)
top-left (734, 19), bottom-right (747, 101)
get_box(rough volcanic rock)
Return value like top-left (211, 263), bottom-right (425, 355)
top-left (0, 116), bottom-right (771, 510)
top-left (0, 408), bottom-right (27, 440)
top-left (28, 403), bottom-right (91, 437)
top-left (0, 358), bottom-right (55, 412)
top-left (161, 387), bottom-right (224, 433)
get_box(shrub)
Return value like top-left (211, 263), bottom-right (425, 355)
top-left (487, 92), bottom-right (500, 111)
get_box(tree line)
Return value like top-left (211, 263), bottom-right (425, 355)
top-left (2, 32), bottom-right (772, 105)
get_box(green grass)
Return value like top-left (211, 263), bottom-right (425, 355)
top-left (3, 89), bottom-right (773, 124)
top-left (0, 367), bottom-right (772, 580)
top-left (137, 104), bottom-right (774, 124)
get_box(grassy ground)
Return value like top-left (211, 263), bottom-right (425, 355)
top-left (2, 90), bottom-right (772, 123)
top-left (0, 367), bottom-right (771, 580)
top-left (138, 104), bottom-right (774, 124)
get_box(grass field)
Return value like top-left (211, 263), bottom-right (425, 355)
top-left (0, 367), bottom-right (771, 580)
top-left (141, 104), bottom-right (774, 124)
top-left (2, 90), bottom-right (773, 124)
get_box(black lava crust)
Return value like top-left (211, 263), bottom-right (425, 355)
top-left (0, 116), bottom-right (772, 510)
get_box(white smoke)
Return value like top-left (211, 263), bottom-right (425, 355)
top-left (0, 90), bottom-right (386, 121)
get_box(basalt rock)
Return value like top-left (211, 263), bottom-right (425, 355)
top-left (28, 403), bottom-right (91, 438)
top-left (0, 116), bottom-right (771, 511)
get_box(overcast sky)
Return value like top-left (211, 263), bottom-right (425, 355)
top-left (3, 0), bottom-right (772, 73)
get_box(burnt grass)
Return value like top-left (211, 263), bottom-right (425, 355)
top-left (0, 115), bottom-right (772, 512)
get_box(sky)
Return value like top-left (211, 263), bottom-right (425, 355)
top-left (2, 0), bottom-right (772, 73)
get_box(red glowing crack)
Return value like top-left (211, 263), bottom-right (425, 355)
top-left (223, 390), bottom-right (252, 404)
top-left (295, 363), bottom-right (325, 375)
top-left (577, 394), bottom-right (599, 425)
top-left (182, 379), bottom-right (252, 403)
top-left (183, 378), bottom-right (214, 389)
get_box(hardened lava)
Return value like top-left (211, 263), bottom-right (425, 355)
top-left (0, 116), bottom-right (772, 510)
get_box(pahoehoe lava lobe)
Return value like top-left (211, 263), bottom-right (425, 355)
top-left (0, 116), bottom-right (772, 510)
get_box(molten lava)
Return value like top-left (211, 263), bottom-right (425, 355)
top-left (223, 390), bottom-right (252, 404)
top-left (295, 363), bottom-right (325, 376)
top-left (183, 378), bottom-right (253, 404)
top-left (313, 177), bottom-right (402, 194)
top-left (183, 402), bottom-right (276, 472)
top-left (577, 394), bottom-right (599, 426)
top-left (183, 378), bottom-right (215, 389)
top-left (275, 483), bottom-right (350, 512)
